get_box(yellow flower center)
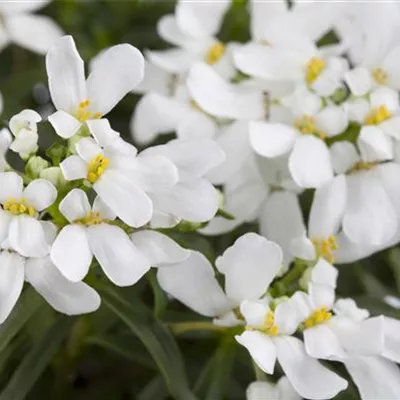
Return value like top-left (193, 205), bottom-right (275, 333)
top-left (364, 105), bottom-right (392, 125)
top-left (294, 114), bottom-right (326, 140)
top-left (304, 306), bottom-right (332, 328)
top-left (75, 211), bottom-right (103, 226)
top-left (87, 154), bottom-right (109, 183)
top-left (312, 235), bottom-right (339, 263)
top-left (372, 68), bottom-right (388, 86)
top-left (348, 161), bottom-right (376, 173)
top-left (205, 42), bottom-right (225, 65)
top-left (305, 57), bottom-right (326, 84)
top-left (76, 99), bottom-right (102, 122)
top-left (4, 198), bottom-right (35, 216)
top-left (246, 311), bottom-right (279, 336)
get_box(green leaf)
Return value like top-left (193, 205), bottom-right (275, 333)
top-left (0, 315), bottom-right (74, 400)
top-left (100, 287), bottom-right (198, 400)
top-left (0, 287), bottom-right (43, 355)
top-left (137, 376), bottom-right (167, 400)
top-left (147, 269), bottom-right (168, 318)
top-left (194, 337), bottom-right (237, 400)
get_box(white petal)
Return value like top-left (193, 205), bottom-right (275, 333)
top-left (48, 110), bottom-right (81, 139)
top-left (343, 171), bottom-right (398, 245)
top-left (131, 93), bottom-right (190, 145)
top-left (304, 324), bottom-right (345, 359)
top-left (156, 14), bottom-right (198, 48)
top-left (0, 0), bottom-right (50, 14)
top-left (23, 179), bottom-right (57, 211)
top-left (8, 216), bottom-right (49, 257)
top-left (175, 0), bottom-right (230, 38)
top-left (157, 250), bottom-right (231, 317)
top-left (383, 45), bottom-right (400, 90)
top-left (60, 155), bottom-right (87, 181)
top-left (370, 87), bottom-right (400, 113)
top-left (260, 191), bottom-right (306, 267)
top-left (46, 35), bottom-right (86, 114)
top-left (86, 119), bottom-right (119, 147)
top-left (0, 251), bottom-right (24, 323)
top-left (207, 120), bottom-right (251, 185)
top-left (274, 336), bottom-right (348, 400)
top-left (246, 381), bottom-right (280, 400)
top-left (379, 116), bottom-right (400, 140)
top-left (0, 210), bottom-right (12, 245)
top-left (358, 126), bottom-right (393, 162)
top-left (59, 189), bottom-right (91, 222)
top-left (187, 62), bottom-right (265, 120)
top-left (289, 136), bottom-right (333, 189)
top-left (0, 171), bottom-right (23, 203)
top-left (147, 48), bottom-right (200, 74)
top-left (309, 174), bottom-right (346, 239)
top-left (345, 98), bottom-right (369, 124)
top-left (92, 196), bottom-right (116, 221)
top-left (329, 141), bottom-right (359, 174)
top-left (375, 162), bottom-right (400, 220)
top-left (128, 155), bottom-right (178, 192)
top-left (130, 230), bottom-right (189, 267)
top-left (215, 233), bottom-right (282, 304)
top-left (311, 259), bottom-right (338, 287)
top-left (94, 171), bottom-right (153, 227)
top-left (240, 299), bottom-right (270, 327)
top-left (132, 60), bottom-right (171, 95)
top-left (250, 121), bottom-right (297, 158)
top-left (26, 257), bottom-right (100, 315)
top-left (314, 106), bottom-right (348, 137)
top-left (344, 67), bottom-right (373, 96)
top-left (236, 331), bottom-right (276, 374)
top-left (383, 317), bottom-right (400, 363)
top-left (143, 138), bottom-right (225, 181)
top-left (88, 224), bottom-right (150, 287)
top-left (86, 44), bottom-right (144, 115)
top-left (333, 298), bottom-right (370, 321)
top-left (151, 179), bottom-right (219, 223)
top-left (76, 137), bottom-right (102, 163)
top-left (50, 224), bottom-right (92, 282)
top-left (309, 283), bottom-right (335, 310)
top-left (344, 357), bottom-right (400, 400)
top-left (290, 234), bottom-right (316, 261)
top-left (6, 14), bottom-right (63, 55)
top-left (274, 298), bottom-right (304, 336)
top-left (177, 111), bottom-right (217, 140)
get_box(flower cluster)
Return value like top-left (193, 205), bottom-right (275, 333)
top-left (130, 1), bottom-right (400, 399)
top-left (2, 1), bottom-right (400, 399)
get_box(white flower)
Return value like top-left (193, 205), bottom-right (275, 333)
top-left (147, 0), bottom-right (234, 77)
top-left (60, 119), bottom-right (179, 227)
top-left (250, 87), bottom-right (348, 188)
top-left (0, 222), bottom-right (100, 325)
top-left (332, 301), bottom-right (400, 399)
top-left (50, 189), bottom-right (152, 285)
top-left (8, 109), bottom-right (41, 159)
top-left (246, 377), bottom-right (301, 400)
top-left (0, 171), bottom-right (57, 257)
top-left (46, 35), bottom-right (144, 139)
top-left (0, 128), bottom-right (11, 171)
top-left (0, 1), bottom-right (63, 54)
top-left (345, 87), bottom-right (400, 160)
top-left (290, 175), bottom-right (346, 264)
top-left (329, 141), bottom-right (399, 246)
top-left (235, 298), bottom-right (348, 400)
top-left (158, 233), bottom-right (283, 324)
top-left (142, 138), bottom-right (225, 226)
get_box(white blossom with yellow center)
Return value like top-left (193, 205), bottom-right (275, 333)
top-left (46, 35), bottom-right (145, 139)
top-left (0, 171), bottom-right (57, 258)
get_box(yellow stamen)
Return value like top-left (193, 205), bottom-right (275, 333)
top-left (75, 211), bottom-right (103, 226)
top-left (372, 68), bottom-right (388, 86)
top-left (364, 105), bottom-right (392, 125)
top-left (76, 99), bottom-right (102, 122)
top-left (349, 161), bottom-right (376, 173)
top-left (87, 154), bottom-right (109, 184)
top-left (205, 42), bottom-right (225, 65)
top-left (261, 311), bottom-right (279, 336)
top-left (305, 57), bottom-right (326, 84)
top-left (312, 235), bottom-right (338, 263)
top-left (294, 114), bottom-right (326, 139)
top-left (4, 198), bottom-right (36, 216)
top-left (303, 306), bottom-right (332, 328)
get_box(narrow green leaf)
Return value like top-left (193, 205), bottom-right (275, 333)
top-left (0, 287), bottom-right (43, 355)
top-left (194, 337), bottom-right (237, 400)
top-left (100, 287), bottom-right (198, 400)
top-left (0, 315), bottom-right (74, 400)
top-left (137, 376), bottom-right (167, 400)
top-left (147, 269), bottom-right (168, 318)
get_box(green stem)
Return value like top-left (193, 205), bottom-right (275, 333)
top-left (252, 360), bottom-right (267, 382)
top-left (169, 321), bottom-right (226, 335)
